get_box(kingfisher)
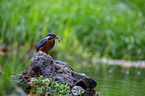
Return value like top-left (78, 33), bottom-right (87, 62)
top-left (36, 33), bottom-right (61, 54)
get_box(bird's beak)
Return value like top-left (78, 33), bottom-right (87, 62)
top-left (55, 36), bottom-right (62, 43)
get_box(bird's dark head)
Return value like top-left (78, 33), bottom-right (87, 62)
top-left (47, 37), bottom-right (54, 40)
top-left (47, 33), bottom-right (57, 38)
top-left (47, 33), bottom-right (62, 42)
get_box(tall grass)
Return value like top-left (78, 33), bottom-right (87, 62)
top-left (0, 0), bottom-right (145, 60)
top-left (0, 0), bottom-right (145, 95)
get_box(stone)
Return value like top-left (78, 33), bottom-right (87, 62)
top-left (72, 86), bottom-right (85, 95)
top-left (20, 51), bottom-right (97, 92)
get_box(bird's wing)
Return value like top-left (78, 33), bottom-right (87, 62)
top-left (36, 38), bottom-right (48, 52)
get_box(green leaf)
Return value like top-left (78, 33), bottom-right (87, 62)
top-left (38, 75), bottom-right (44, 80)
top-left (37, 87), bottom-right (43, 93)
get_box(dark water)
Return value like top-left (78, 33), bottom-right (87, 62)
top-left (72, 63), bottom-right (145, 96)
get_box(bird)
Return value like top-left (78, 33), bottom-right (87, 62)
top-left (36, 33), bottom-right (61, 53)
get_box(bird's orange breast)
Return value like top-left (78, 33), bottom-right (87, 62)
top-left (38, 40), bottom-right (55, 53)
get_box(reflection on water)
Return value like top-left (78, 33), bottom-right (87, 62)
top-left (70, 62), bottom-right (145, 96)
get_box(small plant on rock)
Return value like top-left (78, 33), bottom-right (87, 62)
top-left (29, 76), bottom-right (71, 95)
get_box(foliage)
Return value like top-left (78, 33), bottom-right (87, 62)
top-left (0, 0), bottom-right (145, 60)
top-left (29, 76), bottom-right (71, 96)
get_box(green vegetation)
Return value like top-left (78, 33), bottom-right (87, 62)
top-left (0, 0), bottom-right (145, 95)
top-left (1, 0), bottom-right (145, 60)
top-left (29, 76), bottom-right (70, 95)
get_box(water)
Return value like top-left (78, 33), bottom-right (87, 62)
top-left (72, 63), bottom-right (145, 96)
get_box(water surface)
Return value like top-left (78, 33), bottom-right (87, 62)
top-left (71, 62), bottom-right (145, 96)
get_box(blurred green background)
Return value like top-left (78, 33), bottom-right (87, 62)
top-left (0, 0), bottom-right (145, 95)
